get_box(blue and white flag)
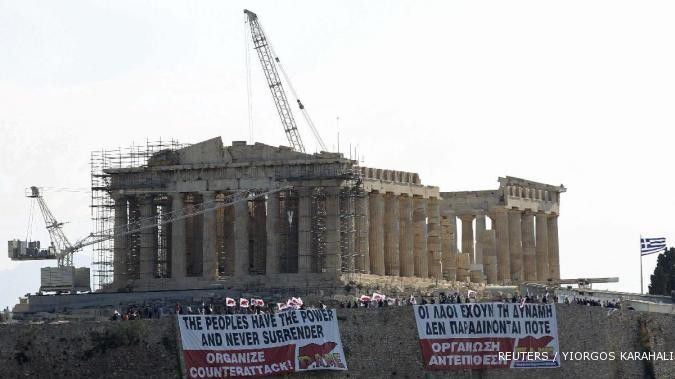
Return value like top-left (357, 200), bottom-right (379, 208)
top-left (640, 237), bottom-right (666, 256)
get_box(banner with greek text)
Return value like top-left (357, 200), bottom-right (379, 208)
top-left (414, 303), bottom-right (560, 369)
top-left (177, 309), bottom-right (347, 378)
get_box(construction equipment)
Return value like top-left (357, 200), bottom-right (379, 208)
top-left (9, 185), bottom-right (291, 292)
top-left (244, 9), bottom-right (327, 153)
top-left (27, 186), bottom-right (74, 267)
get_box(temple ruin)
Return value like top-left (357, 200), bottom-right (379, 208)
top-left (101, 137), bottom-right (565, 292)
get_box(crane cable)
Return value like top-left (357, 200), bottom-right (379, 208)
top-left (25, 197), bottom-right (35, 243)
top-left (244, 16), bottom-right (254, 144)
top-left (257, 23), bottom-right (327, 152)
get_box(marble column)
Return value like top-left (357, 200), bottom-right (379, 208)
top-left (474, 214), bottom-right (486, 265)
top-left (440, 209), bottom-right (457, 281)
top-left (368, 192), bottom-right (385, 276)
top-left (339, 190), bottom-right (355, 274)
top-left (427, 198), bottom-right (442, 279)
top-left (521, 211), bottom-right (537, 281)
top-left (459, 214), bottom-right (475, 264)
top-left (535, 213), bottom-right (549, 281)
top-left (354, 192), bottom-right (370, 273)
top-left (170, 193), bottom-right (186, 280)
top-left (234, 197), bottom-right (249, 276)
top-left (508, 210), bottom-right (523, 282)
top-left (265, 192), bottom-right (280, 275)
top-left (483, 229), bottom-right (498, 284)
top-left (251, 198), bottom-right (267, 274)
top-left (494, 209), bottom-right (511, 282)
top-left (399, 196), bottom-right (414, 277)
top-left (324, 187), bottom-right (341, 273)
top-left (113, 195), bottom-right (128, 285)
top-left (384, 193), bottom-right (400, 276)
top-left (139, 195), bottom-right (156, 280)
top-left (413, 196), bottom-right (428, 278)
top-left (547, 214), bottom-right (560, 280)
top-left (201, 191), bottom-right (218, 281)
top-left (297, 188), bottom-right (312, 273)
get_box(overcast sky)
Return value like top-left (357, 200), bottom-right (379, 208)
top-left (1, 0), bottom-right (674, 309)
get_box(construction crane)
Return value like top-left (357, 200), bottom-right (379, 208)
top-left (244, 9), bottom-right (327, 153)
top-left (28, 186), bottom-right (74, 267)
top-left (9, 185), bottom-right (291, 292)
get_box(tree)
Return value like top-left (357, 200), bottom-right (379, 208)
top-left (648, 247), bottom-right (674, 296)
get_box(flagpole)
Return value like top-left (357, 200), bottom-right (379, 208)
top-left (639, 235), bottom-right (643, 294)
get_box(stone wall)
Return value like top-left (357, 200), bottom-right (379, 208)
top-left (1, 305), bottom-right (674, 378)
top-left (0, 319), bottom-right (181, 378)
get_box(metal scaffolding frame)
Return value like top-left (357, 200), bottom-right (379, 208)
top-left (89, 139), bottom-right (187, 290)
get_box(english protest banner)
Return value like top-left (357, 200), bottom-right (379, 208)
top-left (414, 303), bottom-right (560, 369)
top-left (178, 309), bottom-right (347, 378)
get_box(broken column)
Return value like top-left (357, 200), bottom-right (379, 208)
top-left (456, 249), bottom-right (470, 282)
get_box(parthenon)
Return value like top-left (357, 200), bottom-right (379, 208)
top-left (105, 137), bottom-right (565, 292)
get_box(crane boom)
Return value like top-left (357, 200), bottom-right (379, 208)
top-left (244, 9), bottom-right (306, 153)
top-left (17, 186), bottom-right (291, 265)
top-left (29, 186), bottom-right (73, 267)
top-left (66, 186), bottom-right (292, 260)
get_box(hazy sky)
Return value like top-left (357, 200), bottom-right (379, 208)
top-left (1, 0), bottom-right (674, 309)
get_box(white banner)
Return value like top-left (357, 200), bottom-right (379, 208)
top-left (178, 309), bottom-right (347, 378)
top-left (414, 303), bottom-right (561, 369)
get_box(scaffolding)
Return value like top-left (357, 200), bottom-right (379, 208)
top-left (310, 187), bottom-right (327, 273)
top-left (89, 139), bottom-right (187, 290)
top-left (339, 167), bottom-right (363, 278)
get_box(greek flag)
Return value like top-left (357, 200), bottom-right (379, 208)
top-left (640, 237), bottom-right (666, 256)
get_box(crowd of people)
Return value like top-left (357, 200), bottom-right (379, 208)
top-left (111, 297), bottom-right (320, 320)
top-left (108, 290), bottom-right (628, 321)
top-left (563, 297), bottom-right (622, 309)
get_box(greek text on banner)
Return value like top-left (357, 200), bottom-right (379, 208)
top-left (414, 303), bottom-right (561, 369)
